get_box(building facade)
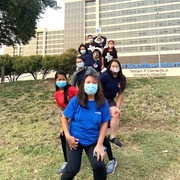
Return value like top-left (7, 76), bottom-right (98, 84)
top-left (4, 28), bottom-right (64, 56)
top-left (65, 0), bottom-right (180, 65)
top-left (4, 0), bottom-right (180, 68)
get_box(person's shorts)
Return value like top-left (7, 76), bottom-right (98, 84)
top-left (106, 98), bottom-right (116, 107)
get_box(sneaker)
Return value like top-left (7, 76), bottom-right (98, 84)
top-left (108, 136), bottom-right (122, 147)
top-left (106, 157), bottom-right (117, 175)
top-left (57, 162), bottom-right (68, 174)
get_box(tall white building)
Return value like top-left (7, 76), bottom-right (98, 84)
top-left (4, 28), bottom-right (64, 56)
top-left (65, 0), bottom-right (180, 65)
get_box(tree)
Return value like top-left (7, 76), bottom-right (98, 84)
top-left (41, 55), bottom-right (55, 79)
top-left (23, 55), bottom-right (43, 80)
top-left (0, 54), bottom-right (16, 81)
top-left (0, 0), bottom-right (59, 47)
top-left (13, 56), bottom-right (25, 81)
top-left (58, 48), bottom-right (78, 76)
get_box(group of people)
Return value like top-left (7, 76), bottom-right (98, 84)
top-left (54, 34), bottom-right (126, 180)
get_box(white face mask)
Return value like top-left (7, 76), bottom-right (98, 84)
top-left (77, 62), bottom-right (84, 69)
top-left (110, 67), bottom-right (119, 73)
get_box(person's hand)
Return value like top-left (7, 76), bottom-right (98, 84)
top-left (101, 65), bottom-right (104, 70)
top-left (66, 135), bottom-right (79, 150)
top-left (98, 33), bottom-right (101, 37)
top-left (115, 107), bottom-right (121, 118)
top-left (60, 129), bottom-right (64, 136)
top-left (93, 145), bottom-right (105, 161)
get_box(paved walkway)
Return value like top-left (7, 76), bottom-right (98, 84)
top-left (1, 71), bottom-right (56, 83)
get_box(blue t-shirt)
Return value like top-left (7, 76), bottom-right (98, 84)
top-left (99, 72), bottom-right (126, 99)
top-left (80, 52), bottom-right (94, 67)
top-left (63, 96), bottom-right (110, 146)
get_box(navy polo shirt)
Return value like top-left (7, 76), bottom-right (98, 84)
top-left (92, 59), bottom-right (101, 72)
top-left (77, 68), bottom-right (86, 87)
top-left (80, 52), bottom-right (94, 67)
top-left (99, 72), bottom-right (126, 99)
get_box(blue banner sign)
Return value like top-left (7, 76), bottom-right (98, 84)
top-left (121, 62), bottom-right (180, 69)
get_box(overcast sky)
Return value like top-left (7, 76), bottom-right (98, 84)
top-left (0, 0), bottom-right (64, 55)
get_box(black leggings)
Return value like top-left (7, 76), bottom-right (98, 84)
top-left (103, 136), bottom-right (114, 161)
top-left (60, 135), bottom-right (113, 163)
top-left (60, 133), bottom-right (67, 162)
top-left (61, 141), bottom-right (107, 180)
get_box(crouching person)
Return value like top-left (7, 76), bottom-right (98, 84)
top-left (61, 74), bottom-right (110, 180)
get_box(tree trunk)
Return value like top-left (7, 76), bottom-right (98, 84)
top-left (1, 66), bottom-right (5, 84)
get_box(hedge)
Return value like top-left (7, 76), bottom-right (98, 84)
top-left (0, 48), bottom-right (77, 81)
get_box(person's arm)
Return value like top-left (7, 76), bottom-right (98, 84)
top-left (116, 91), bottom-right (124, 107)
top-left (71, 72), bottom-right (77, 87)
top-left (101, 57), bottom-right (105, 70)
top-left (59, 106), bottom-right (64, 116)
top-left (93, 36), bottom-right (97, 41)
top-left (115, 91), bottom-right (125, 118)
top-left (89, 66), bottom-right (98, 76)
top-left (59, 107), bottom-right (65, 135)
top-left (93, 121), bottom-right (108, 161)
top-left (101, 36), bottom-right (107, 48)
top-left (61, 114), bottom-right (79, 150)
top-left (113, 49), bottom-right (118, 59)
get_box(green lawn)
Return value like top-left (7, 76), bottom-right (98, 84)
top-left (0, 77), bottom-right (179, 180)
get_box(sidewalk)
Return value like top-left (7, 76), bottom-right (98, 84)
top-left (0, 71), bottom-right (56, 83)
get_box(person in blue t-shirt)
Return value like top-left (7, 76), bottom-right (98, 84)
top-left (78, 44), bottom-right (95, 67)
top-left (99, 60), bottom-right (126, 147)
top-left (61, 74), bottom-right (110, 180)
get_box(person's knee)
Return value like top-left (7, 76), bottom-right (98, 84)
top-left (66, 166), bottom-right (80, 177)
top-left (93, 162), bottom-right (106, 173)
top-left (111, 113), bottom-right (120, 120)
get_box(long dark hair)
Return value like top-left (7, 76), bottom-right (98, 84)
top-left (78, 44), bottom-right (88, 55)
top-left (107, 60), bottom-right (125, 94)
top-left (77, 74), bottom-right (106, 109)
top-left (55, 70), bottom-right (71, 104)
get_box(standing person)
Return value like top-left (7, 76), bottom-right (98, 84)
top-left (71, 58), bottom-right (117, 175)
top-left (71, 57), bottom-right (98, 87)
top-left (101, 40), bottom-right (118, 70)
top-left (92, 47), bottom-right (102, 74)
top-left (85, 35), bottom-right (101, 53)
top-left (78, 44), bottom-right (95, 67)
top-left (93, 33), bottom-right (107, 49)
top-left (99, 60), bottom-right (126, 147)
top-left (55, 71), bottom-right (78, 174)
top-left (61, 74), bottom-right (110, 180)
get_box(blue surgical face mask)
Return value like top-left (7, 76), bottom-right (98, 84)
top-left (84, 83), bottom-right (98, 95)
top-left (56, 81), bottom-right (67, 88)
top-left (77, 62), bottom-right (84, 69)
top-left (80, 49), bottom-right (86, 54)
top-left (89, 39), bottom-right (93, 43)
top-left (97, 41), bottom-right (101, 44)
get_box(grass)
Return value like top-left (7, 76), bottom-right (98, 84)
top-left (0, 77), bottom-right (180, 180)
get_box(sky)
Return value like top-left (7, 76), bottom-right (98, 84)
top-left (0, 0), bottom-right (65, 55)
